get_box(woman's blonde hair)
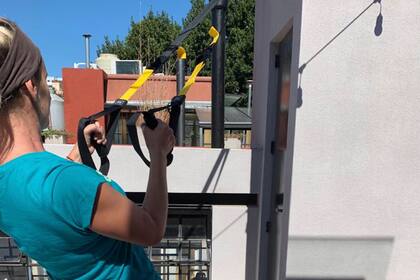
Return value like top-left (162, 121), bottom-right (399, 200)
top-left (0, 18), bottom-right (44, 160)
top-left (0, 18), bottom-right (16, 161)
top-left (0, 19), bottom-right (14, 63)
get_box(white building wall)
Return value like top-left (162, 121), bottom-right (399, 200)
top-left (251, 0), bottom-right (303, 279)
top-left (49, 93), bottom-right (64, 130)
top-left (45, 145), bottom-right (251, 280)
top-left (253, 0), bottom-right (420, 279)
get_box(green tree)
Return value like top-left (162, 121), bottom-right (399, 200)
top-left (182, 0), bottom-right (255, 94)
top-left (182, 0), bottom-right (212, 76)
top-left (97, 10), bottom-right (181, 74)
top-left (98, 36), bottom-right (128, 59)
top-left (225, 0), bottom-right (255, 94)
top-left (98, 0), bottom-right (255, 93)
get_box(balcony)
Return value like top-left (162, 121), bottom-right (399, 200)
top-left (0, 144), bottom-right (253, 280)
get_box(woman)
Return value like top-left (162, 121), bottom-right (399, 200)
top-left (0, 18), bottom-right (174, 279)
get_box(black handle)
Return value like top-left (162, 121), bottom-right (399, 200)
top-left (142, 111), bottom-right (174, 166)
top-left (142, 111), bottom-right (158, 129)
top-left (77, 118), bottom-right (97, 170)
top-left (77, 104), bottom-right (123, 175)
top-left (77, 118), bottom-right (111, 175)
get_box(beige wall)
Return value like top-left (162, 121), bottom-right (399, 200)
top-left (45, 144), bottom-right (251, 280)
top-left (253, 0), bottom-right (420, 279)
top-left (251, 0), bottom-right (303, 279)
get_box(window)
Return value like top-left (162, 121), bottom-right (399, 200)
top-left (148, 207), bottom-right (212, 280)
top-left (113, 112), bottom-right (132, 145)
top-left (184, 110), bottom-right (200, 147)
top-left (112, 109), bottom-right (202, 147)
top-left (274, 29), bottom-right (293, 152)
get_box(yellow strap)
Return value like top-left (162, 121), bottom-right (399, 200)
top-left (119, 26), bottom-right (218, 101)
top-left (178, 26), bottom-right (219, 97)
top-left (177, 47), bottom-right (187, 60)
top-left (209, 26), bottom-right (219, 46)
top-left (119, 69), bottom-right (154, 101)
top-left (179, 61), bottom-right (206, 96)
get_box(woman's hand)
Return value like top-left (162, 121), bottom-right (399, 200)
top-left (66, 121), bottom-right (106, 162)
top-left (83, 121), bottom-right (107, 154)
top-left (141, 119), bottom-right (175, 162)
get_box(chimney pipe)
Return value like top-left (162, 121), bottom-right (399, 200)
top-left (82, 34), bottom-right (92, 69)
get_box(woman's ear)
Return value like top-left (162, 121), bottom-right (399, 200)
top-left (22, 79), bottom-right (37, 97)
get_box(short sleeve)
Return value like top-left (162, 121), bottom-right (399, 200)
top-left (52, 163), bottom-right (109, 230)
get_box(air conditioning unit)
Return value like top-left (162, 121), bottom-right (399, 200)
top-left (95, 54), bottom-right (144, 75)
top-left (115, 60), bottom-right (143, 74)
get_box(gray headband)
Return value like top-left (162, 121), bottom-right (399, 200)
top-left (0, 24), bottom-right (42, 108)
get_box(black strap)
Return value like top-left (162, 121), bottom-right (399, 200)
top-left (149, 0), bottom-right (220, 71)
top-left (77, 100), bottom-right (126, 175)
top-left (127, 96), bottom-right (185, 167)
top-left (168, 95), bottom-right (185, 136)
top-left (126, 112), bottom-right (151, 167)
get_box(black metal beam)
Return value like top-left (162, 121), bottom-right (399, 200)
top-left (211, 0), bottom-right (227, 148)
top-left (176, 57), bottom-right (186, 145)
top-left (126, 192), bottom-right (259, 206)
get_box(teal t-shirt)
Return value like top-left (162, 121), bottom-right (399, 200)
top-left (0, 151), bottom-right (161, 280)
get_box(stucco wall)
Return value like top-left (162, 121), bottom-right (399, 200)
top-left (253, 0), bottom-right (420, 279)
top-left (251, 0), bottom-right (303, 279)
top-left (45, 144), bottom-right (251, 280)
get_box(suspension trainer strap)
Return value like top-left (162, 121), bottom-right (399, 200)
top-left (127, 27), bottom-right (219, 168)
top-left (127, 98), bottom-right (183, 167)
top-left (78, 0), bottom-right (221, 173)
top-left (77, 100), bottom-right (126, 175)
top-left (126, 112), bottom-right (151, 166)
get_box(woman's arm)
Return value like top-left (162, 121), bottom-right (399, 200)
top-left (89, 182), bottom-right (166, 246)
top-left (89, 120), bottom-right (174, 246)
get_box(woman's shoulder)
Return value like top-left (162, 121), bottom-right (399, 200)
top-left (0, 151), bottom-right (98, 185)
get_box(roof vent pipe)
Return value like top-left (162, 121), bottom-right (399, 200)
top-left (82, 34), bottom-right (92, 69)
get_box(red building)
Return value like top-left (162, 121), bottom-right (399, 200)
top-left (63, 68), bottom-right (212, 144)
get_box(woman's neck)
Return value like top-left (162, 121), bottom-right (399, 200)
top-left (0, 110), bottom-right (44, 164)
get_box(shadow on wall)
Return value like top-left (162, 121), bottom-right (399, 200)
top-left (297, 0), bottom-right (384, 108)
top-left (212, 210), bottom-right (248, 241)
top-left (179, 149), bottom-right (230, 240)
top-left (201, 149), bottom-right (230, 193)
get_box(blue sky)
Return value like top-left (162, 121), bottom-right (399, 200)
top-left (0, 1), bottom-right (191, 77)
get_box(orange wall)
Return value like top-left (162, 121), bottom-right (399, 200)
top-left (106, 74), bottom-right (212, 102)
top-left (63, 68), bottom-right (106, 143)
top-left (63, 69), bottom-right (212, 144)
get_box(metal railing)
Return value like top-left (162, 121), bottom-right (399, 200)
top-left (148, 238), bottom-right (211, 280)
top-left (0, 236), bottom-right (48, 280)
top-left (0, 236), bottom-right (210, 280)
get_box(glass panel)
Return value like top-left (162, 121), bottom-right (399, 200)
top-left (185, 111), bottom-right (199, 147)
top-left (275, 30), bottom-right (293, 151)
top-left (165, 217), bottom-right (180, 238)
top-left (181, 217), bottom-right (207, 239)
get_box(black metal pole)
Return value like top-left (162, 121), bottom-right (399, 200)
top-left (176, 53), bottom-right (186, 145)
top-left (211, 0), bottom-right (227, 148)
